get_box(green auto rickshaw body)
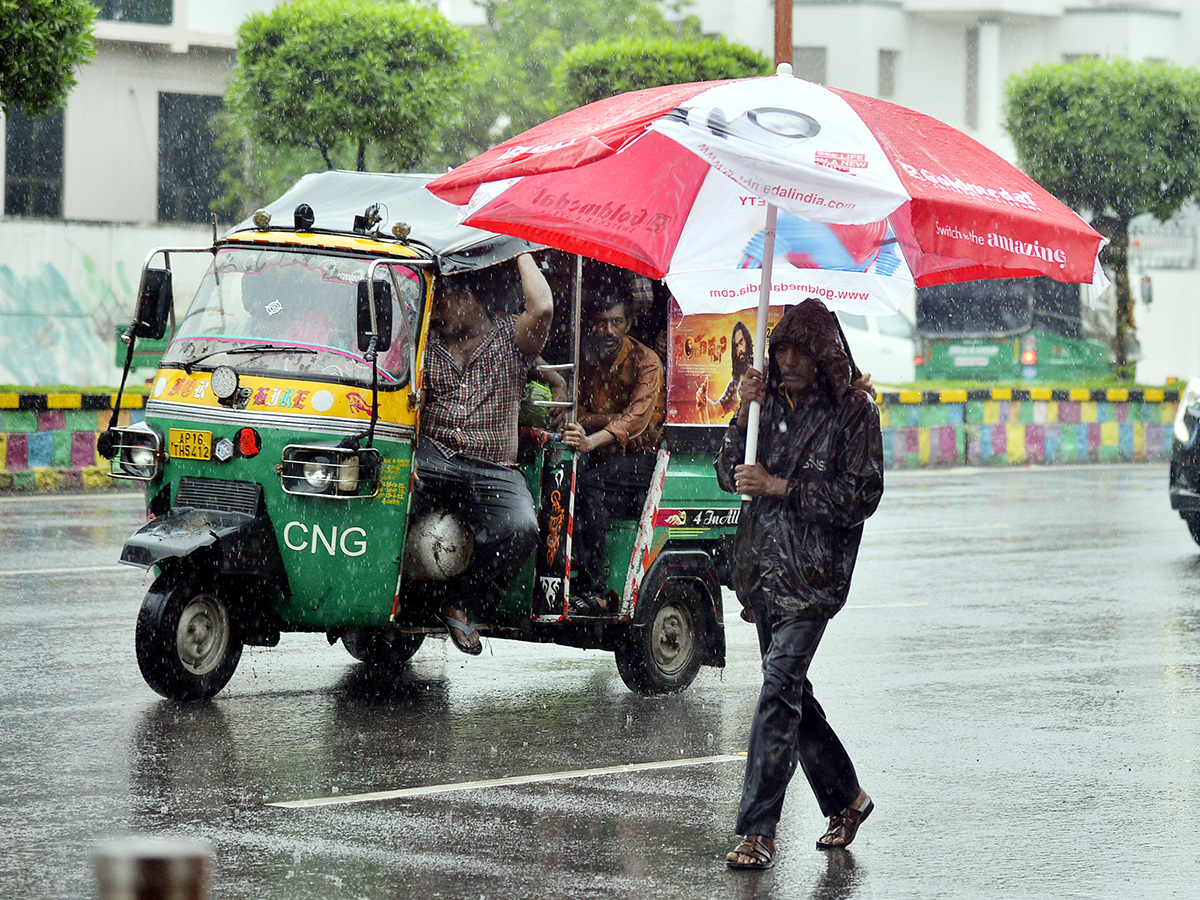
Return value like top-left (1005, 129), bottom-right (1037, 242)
top-left (109, 171), bottom-right (740, 701)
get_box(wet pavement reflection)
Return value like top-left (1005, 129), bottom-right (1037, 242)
top-left (1, 466), bottom-right (1198, 898)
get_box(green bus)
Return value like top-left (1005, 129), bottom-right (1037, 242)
top-left (914, 277), bottom-right (1111, 382)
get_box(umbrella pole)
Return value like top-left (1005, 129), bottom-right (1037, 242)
top-left (743, 203), bottom-right (778, 470)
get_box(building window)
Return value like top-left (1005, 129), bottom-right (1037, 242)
top-left (965, 26), bottom-right (979, 129)
top-left (92, 0), bottom-right (172, 24)
top-left (793, 47), bottom-right (828, 85)
top-left (4, 108), bottom-right (64, 218)
top-left (878, 50), bottom-right (898, 98)
top-left (158, 93), bottom-right (223, 223)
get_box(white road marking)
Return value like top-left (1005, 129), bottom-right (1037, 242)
top-left (0, 493), bottom-right (140, 505)
top-left (869, 523), bottom-right (1011, 534)
top-left (0, 565), bottom-right (131, 577)
top-left (844, 601), bottom-right (929, 609)
top-left (268, 753), bottom-right (747, 809)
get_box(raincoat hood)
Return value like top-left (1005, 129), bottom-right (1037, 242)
top-left (768, 299), bottom-right (852, 401)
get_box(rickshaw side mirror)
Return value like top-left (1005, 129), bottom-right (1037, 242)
top-left (134, 268), bottom-right (173, 340)
top-left (356, 279), bottom-right (392, 354)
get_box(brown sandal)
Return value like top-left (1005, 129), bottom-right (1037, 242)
top-left (816, 797), bottom-right (873, 850)
top-left (726, 834), bottom-right (776, 870)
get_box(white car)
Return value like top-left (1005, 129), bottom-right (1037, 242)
top-left (836, 311), bottom-right (916, 386)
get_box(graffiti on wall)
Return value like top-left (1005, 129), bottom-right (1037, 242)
top-left (0, 260), bottom-right (134, 387)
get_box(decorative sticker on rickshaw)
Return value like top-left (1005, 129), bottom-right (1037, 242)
top-left (152, 370), bottom-right (407, 423)
top-left (654, 507), bottom-right (741, 529)
top-left (533, 453), bottom-right (574, 618)
top-left (666, 304), bottom-right (784, 426)
top-left (378, 458), bottom-right (411, 506)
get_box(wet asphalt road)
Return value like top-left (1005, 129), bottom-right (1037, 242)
top-left (1, 465), bottom-right (1199, 900)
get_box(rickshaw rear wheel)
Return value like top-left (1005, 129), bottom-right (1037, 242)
top-left (615, 582), bottom-right (706, 695)
top-left (342, 627), bottom-right (425, 669)
top-left (135, 570), bottom-right (243, 702)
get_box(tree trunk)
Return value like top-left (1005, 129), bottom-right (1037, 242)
top-left (357, 141), bottom-right (366, 172)
top-left (1107, 224), bottom-right (1133, 380)
top-left (316, 139), bottom-right (334, 170)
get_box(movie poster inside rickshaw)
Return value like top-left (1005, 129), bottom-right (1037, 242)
top-left (666, 300), bottom-right (786, 427)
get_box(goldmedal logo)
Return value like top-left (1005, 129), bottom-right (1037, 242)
top-left (529, 188), bottom-right (672, 234)
top-left (897, 161), bottom-right (1040, 211)
top-left (495, 138), bottom-right (579, 161)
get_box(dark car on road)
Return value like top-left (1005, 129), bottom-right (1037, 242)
top-left (1169, 378), bottom-right (1200, 545)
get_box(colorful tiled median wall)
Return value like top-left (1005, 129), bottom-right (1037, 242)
top-left (0, 387), bottom-right (1184, 490)
top-left (0, 393), bottom-right (145, 491)
top-left (878, 387), bottom-right (1181, 468)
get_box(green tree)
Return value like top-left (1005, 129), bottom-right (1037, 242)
top-left (442, 0), bottom-right (685, 162)
top-left (556, 36), bottom-right (771, 109)
top-left (1005, 57), bottom-right (1200, 378)
top-left (0, 0), bottom-right (95, 116)
top-left (218, 0), bottom-right (468, 216)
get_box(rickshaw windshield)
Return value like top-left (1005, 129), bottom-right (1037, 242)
top-left (160, 247), bottom-right (424, 387)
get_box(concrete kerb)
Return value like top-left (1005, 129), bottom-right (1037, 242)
top-left (0, 392), bottom-right (145, 494)
top-left (0, 387), bottom-right (1183, 491)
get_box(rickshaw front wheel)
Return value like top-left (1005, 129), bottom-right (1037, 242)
top-left (615, 582), bottom-right (706, 695)
top-left (135, 571), bottom-right (243, 702)
top-left (342, 627), bottom-right (425, 669)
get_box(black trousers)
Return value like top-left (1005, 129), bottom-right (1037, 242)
top-left (736, 614), bottom-right (861, 838)
top-left (411, 442), bottom-right (538, 615)
top-left (572, 450), bottom-right (657, 596)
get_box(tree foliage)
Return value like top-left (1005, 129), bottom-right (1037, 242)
top-left (1005, 58), bottom-right (1200, 376)
top-left (556, 36), bottom-right (772, 109)
top-left (221, 0), bottom-right (467, 208)
top-left (444, 0), bottom-right (685, 161)
top-left (0, 0), bottom-right (95, 116)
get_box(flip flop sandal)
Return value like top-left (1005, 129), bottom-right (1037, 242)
top-left (816, 798), bottom-right (874, 850)
top-left (569, 593), bottom-right (610, 616)
top-left (725, 835), bottom-right (776, 870)
top-left (442, 616), bottom-right (482, 656)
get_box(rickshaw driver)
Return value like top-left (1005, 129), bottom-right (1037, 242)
top-left (561, 290), bottom-right (665, 614)
top-left (414, 252), bottom-right (554, 654)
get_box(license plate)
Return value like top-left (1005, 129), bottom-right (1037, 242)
top-left (168, 429), bottom-right (212, 460)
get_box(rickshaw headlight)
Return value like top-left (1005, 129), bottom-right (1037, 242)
top-left (281, 445), bottom-right (380, 499)
top-left (302, 456), bottom-right (336, 491)
top-left (107, 425), bottom-right (164, 482)
top-left (128, 445), bottom-right (157, 469)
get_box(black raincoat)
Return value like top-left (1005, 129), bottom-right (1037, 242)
top-left (715, 300), bottom-right (884, 620)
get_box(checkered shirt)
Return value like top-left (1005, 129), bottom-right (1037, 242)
top-left (422, 314), bottom-right (535, 466)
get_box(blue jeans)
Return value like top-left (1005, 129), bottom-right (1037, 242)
top-left (736, 614), bottom-right (861, 837)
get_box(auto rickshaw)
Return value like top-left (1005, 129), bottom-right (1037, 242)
top-left (102, 171), bottom-right (739, 702)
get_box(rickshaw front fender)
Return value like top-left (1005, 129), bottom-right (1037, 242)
top-left (120, 508), bottom-right (289, 594)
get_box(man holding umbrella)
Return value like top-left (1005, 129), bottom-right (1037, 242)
top-left (716, 298), bottom-right (884, 869)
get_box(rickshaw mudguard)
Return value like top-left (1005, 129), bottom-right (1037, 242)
top-left (635, 549), bottom-right (725, 668)
top-left (120, 507), bottom-right (289, 591)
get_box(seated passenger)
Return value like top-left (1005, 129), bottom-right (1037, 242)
top-left (561, 290), bottom-right (665, 614)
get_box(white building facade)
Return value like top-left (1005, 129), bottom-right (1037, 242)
top-left (2, 0), bottom-right (1199, 384)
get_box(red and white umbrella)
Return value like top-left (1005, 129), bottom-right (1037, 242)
top-left (429, 65), bottom-right (1107, 315)
top-left (428, 64), bottom-right (1108, 459)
